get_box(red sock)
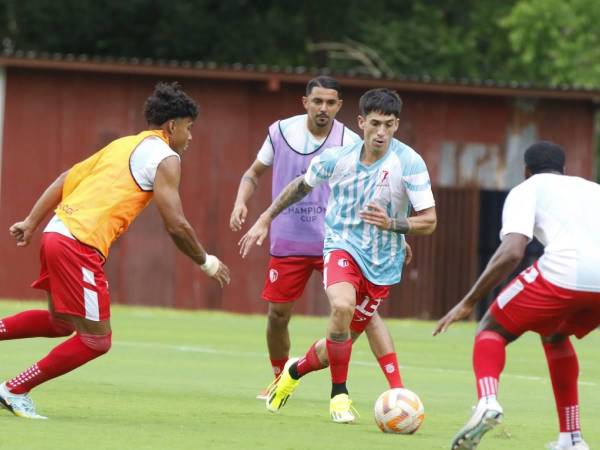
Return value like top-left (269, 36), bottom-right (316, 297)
top-left (270, 358), bottom-right (288, 378)
top-left (326, 338), bottom-right (352, 384)
top-left (296, 341), bottom-right (326, 377)
top-left (473, 331), bottom-right (507, 399)
top-left (7, 332), bottom-right (112, 394)
top-left (377, 353), bottom-right (403, 388)
top-left (0, 310), bottom-right (73, 339)
top-left (543, 338), bottom-right (580, 432)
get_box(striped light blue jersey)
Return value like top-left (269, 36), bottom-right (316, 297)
top-left (304, 138), bottom-right (435, 285)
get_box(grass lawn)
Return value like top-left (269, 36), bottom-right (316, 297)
top-left (0, 300), bottom-right (598, 449)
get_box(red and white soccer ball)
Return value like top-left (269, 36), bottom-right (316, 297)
top-left (374, 388), bottom-right (425, 434)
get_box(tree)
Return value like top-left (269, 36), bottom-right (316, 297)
top-left (501, 0), bottom-right (600, 86)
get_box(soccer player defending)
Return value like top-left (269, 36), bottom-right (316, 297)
top-left (434, 141), bottom-right (598, 450)
top-left (2, 82), bottom-right (230, 419)
top-left (240, 88), bottom-right (436, 423)
top-left (230, 77), bottom-right (409, 399)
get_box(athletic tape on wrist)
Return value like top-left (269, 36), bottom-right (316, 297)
top-left (200, 254), bottom-right (219, 276)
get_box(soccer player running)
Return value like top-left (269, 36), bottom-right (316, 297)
top-left (2, 82), bottom-right (230, 419)
top-left (434, 141), bottom-right (598, 450)
top-left (231, 76), bottom-right (409, 399)
top-left (240, 88), bottom-right (436, 423)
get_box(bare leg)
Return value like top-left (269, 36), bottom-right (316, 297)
top-left (266, 302), bottom-right (294, 361)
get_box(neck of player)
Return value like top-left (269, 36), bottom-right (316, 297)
top-left (360, 142), bottom-right (390, 166)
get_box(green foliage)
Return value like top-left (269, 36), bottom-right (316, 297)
top-left (501, 0), bottom-right (600, 86)
top-left (1, 0), bottom-right (600, 86)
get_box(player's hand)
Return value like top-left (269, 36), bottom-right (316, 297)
top-left (432, 300), bottom-right (474, 336)
top-left (404, 242), bottom-right (413, 265)
top-left (9, 219), bottom-right (35, 247)
top-left (359, 202), bottom-right (391, 230)
top-left (238, 216), bottom-right (270, 258)
top-left (229, 203), bottom-right (248, 232)
top-left (211, 260), bottom-right (231, 287)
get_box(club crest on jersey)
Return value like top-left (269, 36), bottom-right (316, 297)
top-left (269, 269), bottom-right (279, 283)
top-left (377, 170), bottom-right (390, 187)
top-left (338, 258), bottom-right (349, 268)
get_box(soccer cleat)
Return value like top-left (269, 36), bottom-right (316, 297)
top-left (0, 382), bottom-right (47, 420)
top-left (329, 393), bottom-right (357, 424)
top-left (546, 441), bottom-right (590, 450)
top-left (451, 397), bottom-right (503, 449)
top-left (266, 358), bottom-right (300, 412)
top-left (256, 375), bottom-right (280, 401)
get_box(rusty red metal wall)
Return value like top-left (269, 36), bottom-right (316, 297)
top-left (0, 68), bottom-right (596, 319)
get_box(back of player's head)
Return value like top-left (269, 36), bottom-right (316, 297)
top-left (144, 82), bottom-right (199, 126)
top-left (306, 76), bottom-right (341, 98)
top-left (524, 141), bottom-right (565, 175)
top-left (359, 88), bottom-right (402, 118)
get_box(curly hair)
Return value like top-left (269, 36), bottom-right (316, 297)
top-left (524, 141), bottom-right (565, 174)
top-left (143, 82), bottom-right (199, 126)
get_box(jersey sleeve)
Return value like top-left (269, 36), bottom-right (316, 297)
top-left (304, 146), bottom-right (339, 187)
top-left (130, 138), bottom-right (180, 191)
top-left (256, 136), bottom-right (274, 166)
top-left (500, 183), bottom-right (535, 241)
top-left (403, 152), bottom-right (435, 211)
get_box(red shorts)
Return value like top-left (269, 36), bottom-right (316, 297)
top-left (31, 232), bottom-right (110, 321)
top-left (324, 250), bottom-right (390, 333)
top-left (262, 256), bottom-right (324, 302)
top-left (490, 263), bottom-right (600, 339)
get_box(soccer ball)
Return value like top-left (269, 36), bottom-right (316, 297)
top-left (374, 388), bottom-right (425, 434)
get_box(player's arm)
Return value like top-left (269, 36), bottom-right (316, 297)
top-left (230, 159), bottom-right (270, 231)
top-left (238, 175), bottom-right (313, 258)
top-left (9, 170), bottom-right (69, 247)
top-left (433, 233), bottom-right (528, 336)
top-left (359, 205), bottom-right (437, 235)
top-left (154, 156), bottom-right (230, 287)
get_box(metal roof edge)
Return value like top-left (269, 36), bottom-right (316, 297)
top-left (1, 51), bottom-right (599, 102)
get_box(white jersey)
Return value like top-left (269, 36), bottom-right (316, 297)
top-left (500, 173), bottom-right (600, 292)
top-left (44, 136), bottom-right (178, 238)
top-left (257, 114), bottom-right (360, 165)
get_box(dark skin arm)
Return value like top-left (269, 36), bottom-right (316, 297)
top-left (238, 175), bottom-right (312, 257)
top-left (9, 171), bottom-right (69, 247)
top-left (154, 156), bottom-right (230, 287)
top-left (433, 233), bottom-right (529, 335)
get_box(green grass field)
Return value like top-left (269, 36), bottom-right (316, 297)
top-left (0, 300), bottom-right (598, 450)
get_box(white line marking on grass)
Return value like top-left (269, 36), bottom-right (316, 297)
top-left (116, 340), bottom-right (597, 387)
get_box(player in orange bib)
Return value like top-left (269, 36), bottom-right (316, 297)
top-left (1, 82), bottom-right (230, 419)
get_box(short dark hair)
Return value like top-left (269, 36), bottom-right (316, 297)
top-left (144, 82), bottom-right (199, 126)
top-left (524, 141), bottom-right (565, 175)
top-left (359, 88), bottom-right (402, 117)
top-left (305, 76), bottom-right (341, 97)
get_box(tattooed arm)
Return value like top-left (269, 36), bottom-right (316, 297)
top-left (238, 175), bottom-right (313, 257)
top-left (230, 159), bottom-right (270, 231)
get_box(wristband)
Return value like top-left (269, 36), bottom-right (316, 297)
top-left (200, 254), bottom-right (219, 276)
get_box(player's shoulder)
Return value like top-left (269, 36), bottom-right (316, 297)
top-left (278, 114), bottom-right (306, 130)
top-left (342, 126), bottom-right (361, 143)
top-left (319, 140), bottom-right (361, 162)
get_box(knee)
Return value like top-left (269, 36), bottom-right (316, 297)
top-left (267, 305), bottom-right (292, 327)
top-left (79, 332), bottom-right (112, 355)
top-left (330, 297), bottom-right (355, 319)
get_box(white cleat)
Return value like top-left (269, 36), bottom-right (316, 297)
top-left (546, 440), bottom-right (590, 450)
top-left (0, 382), bottom-right (47, 420)
top-left (451, 397), bottom-right (503, 449)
